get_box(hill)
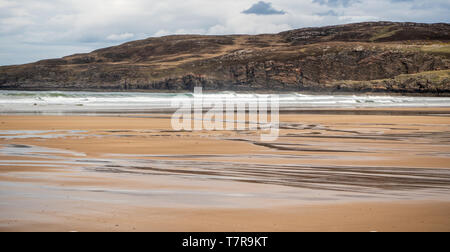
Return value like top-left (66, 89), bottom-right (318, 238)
top-left (1, 21), bottom-right (450, 94)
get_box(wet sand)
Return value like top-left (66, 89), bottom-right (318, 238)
top-left (1, 110), bottom-right (450, 232)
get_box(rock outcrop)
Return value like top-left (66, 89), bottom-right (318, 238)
top-left (1, 21), bottom-right (449, 94)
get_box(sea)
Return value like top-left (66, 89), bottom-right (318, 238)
top-left (1, 90), bottom-right (450, 114)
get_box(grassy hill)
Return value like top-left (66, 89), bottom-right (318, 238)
top-left (1, 21), bottom-right (449, 94)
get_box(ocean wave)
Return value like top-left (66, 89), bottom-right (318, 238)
top-left (0, 90), bottom-right (449, 112)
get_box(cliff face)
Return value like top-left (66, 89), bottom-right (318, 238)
top-left (1, 22), bottom-right (450, 94)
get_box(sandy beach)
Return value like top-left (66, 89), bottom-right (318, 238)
top-left (1, 110), bottom-right (450, 232)
top-left (1, 0), bottom-right (449, 236)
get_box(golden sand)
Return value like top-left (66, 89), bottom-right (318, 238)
top-left (1, 110), bottom-right (450, 231)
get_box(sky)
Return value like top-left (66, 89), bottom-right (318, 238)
top-left (0, 0), bottom-right (449, 66)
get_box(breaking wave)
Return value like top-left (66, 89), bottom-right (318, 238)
top-left (0, 90), bottom-right (449, 113)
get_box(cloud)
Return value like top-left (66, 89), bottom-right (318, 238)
top-left (242, 1), bottom-right (286, 15)
top-left (106, 33), bottom-right (135, 41)
top-left (0, 0), bottom-right (449, 66)
top-left (316, 10), bottom-right (339, 16)
top-left (313, 0), bottom-right (358, 7)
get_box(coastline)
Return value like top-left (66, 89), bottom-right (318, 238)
top-left (1, 88), bottom-right (450, 97)
top-left (2, 90), bottom-right (450, 115)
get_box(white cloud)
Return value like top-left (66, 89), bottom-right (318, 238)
top-left (0, 0), bottom-right (448, 65)
top-left (106, 33), bottom-right (135, 41)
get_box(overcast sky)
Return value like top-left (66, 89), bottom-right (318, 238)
top-left (0, 0), bottom-right (449, 66)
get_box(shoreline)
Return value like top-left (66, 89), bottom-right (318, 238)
top-left (2, 108), bottom-right (450, 116)
top-left (1, 88), bottom-right (450, 97)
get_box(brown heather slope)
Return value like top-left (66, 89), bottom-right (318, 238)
top-left (1, 21), bottom-right (450, 94)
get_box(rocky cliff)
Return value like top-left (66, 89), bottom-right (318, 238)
top-left (1, 22), bottom-right (450, 94)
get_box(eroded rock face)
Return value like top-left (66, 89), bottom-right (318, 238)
top-left (1, 22), bottom-right (450, 94)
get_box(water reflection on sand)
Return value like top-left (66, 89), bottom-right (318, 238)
top-left (1, 110), bottom-right (450, 231)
